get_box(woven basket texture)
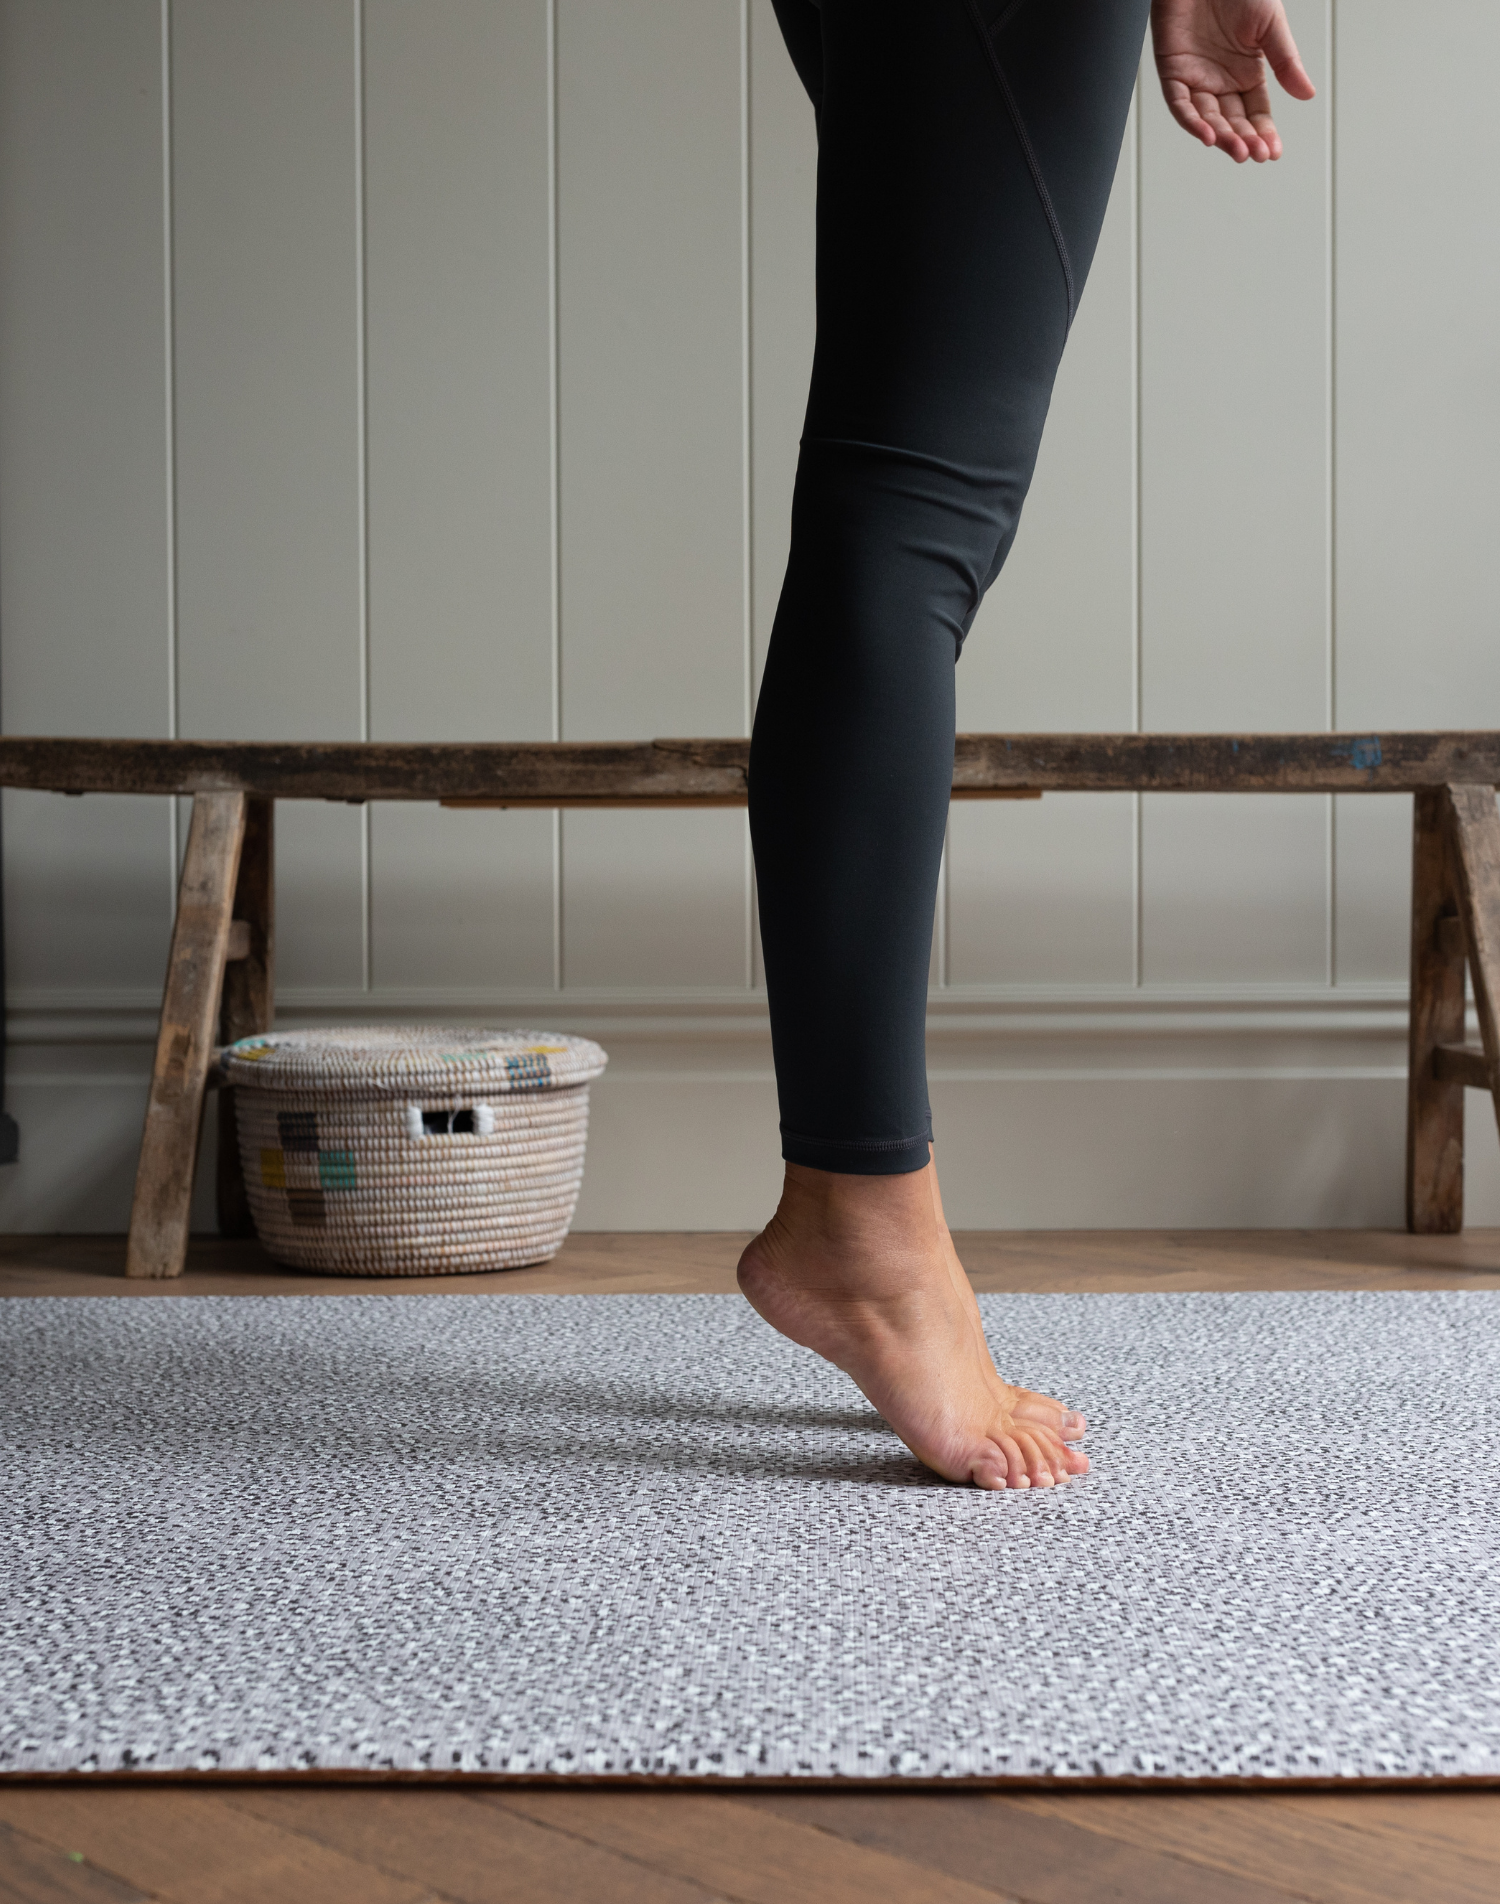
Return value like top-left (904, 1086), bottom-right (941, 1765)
top-left (221, 1028), bottom-right (607, 1275)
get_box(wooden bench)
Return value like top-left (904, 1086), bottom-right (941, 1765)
top-left (3, 732), bottom-right (1498, 1278)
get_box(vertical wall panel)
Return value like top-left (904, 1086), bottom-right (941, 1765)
top-left (363, 0), bottom-right (555, 991)
top-left (748, 0), bottom-right (816, 989)
top-left (1139, 4), bottom-right (1331, 986)
top-left (747, 0), bottom-right (816, 989)
top-left (0, 0), bottom-right (173, 993)
top-left (171, 0), bottom-right (365, 991)
top-left (556, 0), bottom-right (750, 989)
top-left (748, 0), bottom-right (816, 703)
top-left (1143, 795), bottom-right (1328, 984)
top-left (959, 97), bottom-right (1140, 735)
top-left (1140, 13), bottom-right (1331, 728)
top-left (1333, 2), bottom-right (1500, 730)
top-left (1332, 1), bottom-right (1500, 985)
top-left (949, 795), bottom-right (1137, 987)
top-left (1333, 793), bottom-right (1410, 986)
top-left (949, 99), bottom-right (1139, 988)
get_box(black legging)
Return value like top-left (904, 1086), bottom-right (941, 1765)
top-left (750, 0), bottom-right (1149, 1175)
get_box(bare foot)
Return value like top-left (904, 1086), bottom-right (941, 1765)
top-left (737, 1160), bottom-right (1089, 1490)
top-left (925, 1146), bottom-right (1088, 1450)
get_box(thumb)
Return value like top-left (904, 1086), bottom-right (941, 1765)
top-left (1260, 10), bottom-right (1317, 100)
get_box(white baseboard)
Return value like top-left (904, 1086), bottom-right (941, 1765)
top-left (5, 985), bottom-right (1497, 1233)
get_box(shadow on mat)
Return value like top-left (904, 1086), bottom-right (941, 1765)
top-left (65, 1344), bottom-right (944, 1488)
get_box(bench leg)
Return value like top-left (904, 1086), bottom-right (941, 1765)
top-left (125, 791), bottom-right (248, 1278)
top-left (1406, 788), bottom-right (1466, 1232)
top-left (1444, 783), bottom-right (1500, 1146)
top-left (216, 796), bottom-right (275, 1238)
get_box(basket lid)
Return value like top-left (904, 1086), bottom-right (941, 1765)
top-left (220, 1026), bottom-right (607, 1095)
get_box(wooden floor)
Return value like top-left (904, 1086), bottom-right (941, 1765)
top-left (3, 1226), bottom-right (1499, 1904)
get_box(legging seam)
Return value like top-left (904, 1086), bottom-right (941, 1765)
top-left (984, 0), bottom-right (1030, 35)
top-left (963, 0), bottom-right (1077, 331)
top-left (781, 1129), bottom-right (928, 1153)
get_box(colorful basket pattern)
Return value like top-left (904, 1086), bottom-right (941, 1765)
top-left (220, 1028), bottom-right (607, 1275)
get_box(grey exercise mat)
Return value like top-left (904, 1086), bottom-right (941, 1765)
top-left (3, 1290), bottom-right (1498, 1782)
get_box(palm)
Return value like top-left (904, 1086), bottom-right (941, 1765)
top-left (1151, 0), bottom-right (1315, 163)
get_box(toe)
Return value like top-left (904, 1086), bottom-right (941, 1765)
top-left (1015, 1430), bottom-right (1057, 1487)
top-left (974, 1427), bottom-right (1085, 1492)
top-left (971, 1452), bottom-right (1009, 1490)
top-left (1041, 1424), bottom-right (1087, 1484)
top-left (1010, 1387), bottom-right (1088, 1440)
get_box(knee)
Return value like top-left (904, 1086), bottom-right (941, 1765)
top-left (787, 433), bottom-right (1023, 649)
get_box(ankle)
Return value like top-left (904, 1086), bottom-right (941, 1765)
top-left (775, 1160), bottom-right (942, 1253)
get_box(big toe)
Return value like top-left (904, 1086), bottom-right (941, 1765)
top-left (1009, 1385), bottom-right (1087, 1440)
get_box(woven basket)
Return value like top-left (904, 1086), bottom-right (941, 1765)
top-left (220, 1027), bottom-right (608, 1275)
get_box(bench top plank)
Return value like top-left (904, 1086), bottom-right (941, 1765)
top-left (1, 732), bottom-right (1498, 802)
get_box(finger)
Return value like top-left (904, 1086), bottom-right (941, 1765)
top-left (1162, 79), bottom-right (1218, 148)
top-left (1216, 91), bottom-right (1270, 164)
top-left (1227, 113), bottom-right (1271, 163)
top-left (1249, 109), bottom-right (1283, 162)
top-left (1193, 92), bottom-right (1250, 163)
top-left (1262, 11), bottom-right (1317, 100)
top-left (1236, 81), bottom-right (1279, 161)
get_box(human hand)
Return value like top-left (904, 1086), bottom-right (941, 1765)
top-left (1151, 0), bottom-right (1315, 162)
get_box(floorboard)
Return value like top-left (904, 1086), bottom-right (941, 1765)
top-left (3, 1225), bottom-right (1499, 1298)
top-left (486, 1790), bottom-right (1015, 1904)
top-left (739, 1790), bottom-right (1304, 1903)
top-left (225, 1790), bottom-right (720, 1904)
top-left (0, 1820), bottom-right (148, 1904)
top-left (1276, 1789), bottom-right (1500, 1862)
top-left (3, 1228), bottom-right (1499, 1904)
top-left (1007, 1793), bottom-right (1500, 1904)
top-left (0, 1792), bottom-right (433, 1904)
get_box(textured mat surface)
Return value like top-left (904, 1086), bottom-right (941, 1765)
top-left (3, 1290), bottom-right (1498, 1781)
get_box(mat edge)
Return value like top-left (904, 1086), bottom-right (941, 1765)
top-left (4, 1770), bottom-right (1499, 1791)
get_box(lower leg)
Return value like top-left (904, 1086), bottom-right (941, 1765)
top-left (745, 0), bottom-right (1144, 1489)
top-left (737, 1158), bottom-right (1088, 1489)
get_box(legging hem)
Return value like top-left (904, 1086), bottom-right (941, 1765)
top-left (780, 1130), bottom-right (932, 1176)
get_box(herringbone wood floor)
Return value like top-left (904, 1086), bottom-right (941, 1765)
top-left (3, 1227), bottom-right (1498, 1904)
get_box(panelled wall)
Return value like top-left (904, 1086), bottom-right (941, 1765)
top-left (2, 1), bottom-right (1498, 1231)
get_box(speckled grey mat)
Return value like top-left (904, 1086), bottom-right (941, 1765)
top-left (3, 1291), bottom-right (1499, 1782)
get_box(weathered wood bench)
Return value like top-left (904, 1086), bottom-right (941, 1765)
top-left (3, 732), bottom-right (1498, 1278)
